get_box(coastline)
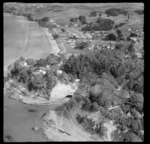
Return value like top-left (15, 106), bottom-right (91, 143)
top-left (4, 11), bottom-right (71, 142)
top-left (42, 28), bottom-right (60, 56)
top-left (4, 12), bottom-right (62, 57)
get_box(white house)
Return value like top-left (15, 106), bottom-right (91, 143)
top-left (39, 70), bottom-right (46, 75)
top-left (57, 70), bottom-right (62, 74)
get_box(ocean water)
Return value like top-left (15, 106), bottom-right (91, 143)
top-left (4, 14), bottom-right (27, 67)
top-left (3, 14), bottom-right (53, 142)
top-left (4, 91), bottom-right (56, 142)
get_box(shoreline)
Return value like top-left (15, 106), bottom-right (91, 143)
top-left (4, 12), bottom-right (62, 56)
top-left (42, 28), bottom-right (60, 56)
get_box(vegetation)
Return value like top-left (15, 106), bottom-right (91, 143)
top-left (82, 18), bottom-right (114, 31)
top-left (78, 15), bottom-right (87, 24)
top-left (134, 9), bottom-right (144, 15)
top-left (76, 114), bottom-right (106, 137)
top-left (70, 17), bottom-right (78, 23)
top-left (89, 11), bottom-right (97, 17)
top-left (104, 33), bottom-right (117, 41)
top-left (61, 46), bottom-right (143, 141)
top-left (116, 29), bottom-right (124, 41)
top-left (74, 41), bottom-right (89, 50)
top-left (52, 34), bottom-right (59, 39)
top-left (37, 17), bottom-right (50, 28)
top-left (115, 22), bottom-right (126, 28)
top-left (105, 8), bottom-right (128, 16)
top-left (4, 4), bottom-right (143, 142)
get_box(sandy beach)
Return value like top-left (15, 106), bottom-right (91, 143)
top-left (42, 28), bottom-right (60, 56)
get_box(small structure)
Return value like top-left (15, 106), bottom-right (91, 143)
top-left (128, 28), bottom-right (131, 31)
top-left (39, 69), bottom-right (46, 75)
top-left (57, 70), bottom-right (62, 74)
top-left (50, 19), bottom-right (54, 23)
top-left (21, 61), bottom-right (27, 66)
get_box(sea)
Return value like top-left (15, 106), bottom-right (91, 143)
top-left (4, 13), bottom-right (54, 142)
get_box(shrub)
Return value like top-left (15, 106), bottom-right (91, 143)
top-left (52, 34), bottom-right (59, 39)
top-left (104, 33), bottom-right (117, 41)
top-left (78, 15), bottom-right (87, 24)
top-left (90, 11), bottom-right (97, 17)
top-left (74, 41), bottom-right (89, 50)
top-left (70, 17), bottom-right (78, 23)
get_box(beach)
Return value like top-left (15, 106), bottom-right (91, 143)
top-left (4, 13), bottom-right (61, 142)
top-left (4, 13), bottom-right (61, 75)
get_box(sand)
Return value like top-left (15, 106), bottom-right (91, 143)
top-left (50, 82), bottom-right (77, 100)
top-left (103, 121), bottom-right (117, 141)
top-left (42, 28), bottom-right (60, 56)
top-left (42, 111), bottom-right (102, 141)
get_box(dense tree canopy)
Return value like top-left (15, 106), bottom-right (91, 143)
top-left (105, 8), bottom-right (128, 16)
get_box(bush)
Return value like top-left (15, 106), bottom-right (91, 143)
top-left (52, 34), bottom-right (59, 39)
top-left (70, 17), bottom-right (78, 23)
top-left (104, 33), bottom-right (117, 41)
top-left (130, 33), bottom-right (138, 37)
top-left (37, 17), bottom-right (49, 27)
top-left (90, 11), bottom-right (97, 17)
top-left (78, 15), bottom-right (87, 24)
top-left (74, 41), bottom-right (89, 50)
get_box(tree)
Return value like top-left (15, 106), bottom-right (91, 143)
top-left (18, 68), bottom-right (29, 83)
top-left (116, 29), bottom-right (124, 41)
top-left (52, 34), bottom-right (59, 39)
top-left (70, 17), bottom-right (78, 23)
top-left (19, 56), bottom-right (25, 62)
top-left (123, 130), bottom-right (142, 142)
top-left (38, 17), bottom-right (49, 27)
top-left (130, 33), bottom-right (138, 37)
top-left (36, 58), bottom-right (47, 67)
top-left (127, 43), bottom-right (135, 54)
top-left (90, 11), bottom-right (97, 17)
top-left (104, 33), bottom-right (117, 41)
top-left (76, 113), bottom-right (84, 124)
top-left (105, 8), bottom-right (127, 16)
top-left (95, 122), bottom-right (107, 137)
top-left (74, 41), bottom-right (89, 50)
top-left (31, 74), bottom-right (46, 89)
top-left (126, 93), bottom-right (143, 112)
top-left (46, 76), bottom-right (54, 89)
top-left (134, 9), bottom-right (144, 15)
top-left (46, 53), bottom-right (60, 65)
top-left (115, 44), bottom-right (124, 51)
top-left (26, 58), bottom-right (37, 66)
top-left (78, 15), bottom-right (87, 24)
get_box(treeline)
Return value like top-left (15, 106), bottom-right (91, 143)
top-left (105, 8), bottom-right (128, 16)
top-left (61, 48), bottom-right (143, 93)
top-left (82, 17), bottom-right (114, 31)
top-left (134, 9), bottom-right (144, 15)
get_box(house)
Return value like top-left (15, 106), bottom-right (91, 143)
top-left (21, 61), bottom-right (28, 67)
top-left (39, 70), bottom-right (46, 75)
top-left (57, 70), bottom-right (62, 74)
top-left (50, 20), bottom-right (54, 23)
top-left (128, 28), bottom-right (131, 31)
